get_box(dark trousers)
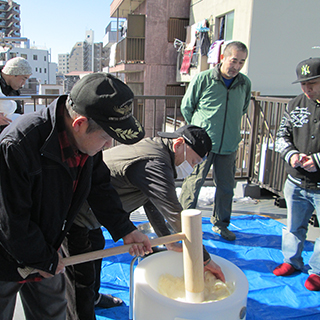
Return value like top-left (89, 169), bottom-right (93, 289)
top-left (0, 274), bottom-right (66, 320)
top-left (180, 151), bottom-right (237, 227)
top-left (65, 224), bottom-right (105, 320)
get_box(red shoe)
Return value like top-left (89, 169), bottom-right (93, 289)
top-left (305, 274), bottom-right (320, 291)
top-left (273, 263), bottom-right (297, 276)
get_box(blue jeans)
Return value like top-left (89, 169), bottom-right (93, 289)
top-left (282, 179), bottom-right (320, 274)
top-left (179, 151), bottom-right (237, 227)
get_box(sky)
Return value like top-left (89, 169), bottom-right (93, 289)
top-left (16, 0), bottom-right (115, 63)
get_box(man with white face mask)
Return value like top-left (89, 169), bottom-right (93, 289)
top-left (67, 125), bottom-right (225, 318)
top-left (66, 125), bottom-right (224, 319)
top-left (175, 140), bottom-right (195, 179)
top-left (102, 124), bottom-right (212, 246)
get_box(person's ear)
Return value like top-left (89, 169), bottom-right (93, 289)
top-left (72, 116), bottom-right (88, 132)
top-left (172, 137), bottom-right (184, 152)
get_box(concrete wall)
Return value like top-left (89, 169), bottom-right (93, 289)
top-left (133, 0), bottom-right (190, 96)
top-left (248, 0), bottom-right (320, 96)
top-left (189, 0), bottom-right (320, 96)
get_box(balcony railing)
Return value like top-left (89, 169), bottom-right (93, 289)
top-left (116, 37), bottom-right (145, 64)
top-left (2, 94), bottom-right (290, 197)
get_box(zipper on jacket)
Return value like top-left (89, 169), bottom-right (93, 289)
top-left (218, 89), bottom-right (229, 153)
top-left (61, 220), bottom-right (67, 231)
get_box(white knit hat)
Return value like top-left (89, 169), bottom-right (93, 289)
top-left (2, 57), bottom-right (32, 76)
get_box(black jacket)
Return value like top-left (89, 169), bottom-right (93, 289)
top-left (0, 95), bottom-right (135, 281)
top-left (275, 93), bottom-right (320, 188)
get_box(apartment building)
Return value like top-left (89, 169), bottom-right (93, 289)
top-left (179, 0), bottom-right (320, 96)
top-left (102, 20), bottom-right (123, 74)
top-left (58, 53), bottom-right (69, 75)
top-left (0, 0), bottom-right (20, 38)
top-left (68, 30), bottom-right (108, 74)
top-left (109, 0), bottom-right (190, 135)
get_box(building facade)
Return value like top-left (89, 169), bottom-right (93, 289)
top-left (58, 53), bottom-right (69, 75)
top-left (178, 0), bottom-right (320, 96)
top-left (68, 30), bottom-right (108, 73)
top-left (0, 0), bottom-right (20, 38)
top-left (109, 0), bottom-right (190, 135)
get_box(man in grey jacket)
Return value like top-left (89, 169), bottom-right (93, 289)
top-left (67, 125), bottom-right (226, 320)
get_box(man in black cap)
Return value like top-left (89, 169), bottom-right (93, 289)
top-left (0, 72), bottom-right (152, 320)
top-left (273, 57), bottom-right (320, 291)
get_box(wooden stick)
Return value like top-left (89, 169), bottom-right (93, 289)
top-left (18, 232), bottom-right (186, 279)
top-left (62, 232), bottom-right (186, 267)
top-left (181, 209), bottom-right (204, 303)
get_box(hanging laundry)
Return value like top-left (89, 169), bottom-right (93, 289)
top-left (191, 36), bottom-right (200, 67)
top-left (109, 42), bottom-right (117, 67)
top-left (219, 17), bottom-right (225, 40)
top-left (200, 32), bottom-right (211, 56)
top-left (196, 19), bottom-right (210, 32)
top-left (185, 24), bottom-right (197, 51)
top-left (180, 49), bottom-right (193, 74)
top-left (207, 40), bottom-right (224, 65)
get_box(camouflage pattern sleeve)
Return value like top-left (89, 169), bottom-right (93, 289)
top-left (275, 107), bottom-right (299, 163)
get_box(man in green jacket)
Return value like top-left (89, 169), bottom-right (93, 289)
top-left (179, 41), bottom-right (251, 241)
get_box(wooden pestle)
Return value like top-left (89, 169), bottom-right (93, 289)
top-left (181, 209), bottom-right (205, 303)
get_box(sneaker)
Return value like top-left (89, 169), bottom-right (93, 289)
top-left (273, 263), bottom-right (297, 276)
top-left (212, 226), bottom-right (236, 241)
top-left (305, 274), bottom-right (320, 291)
top-left (94, 293), bottom-right (123, 309)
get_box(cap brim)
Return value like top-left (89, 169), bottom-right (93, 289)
top-left (157, 131), bottom-right (180, 138)
top-left (292, 75), bottom-right (320, 84)
top-left (96, 115), bottom-right (145, 144)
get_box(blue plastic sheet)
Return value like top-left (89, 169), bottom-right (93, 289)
top-left (96, 215), bottom-right (320, 320)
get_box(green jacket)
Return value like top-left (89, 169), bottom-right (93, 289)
top-left (181, 65), bottom-right (251, 154)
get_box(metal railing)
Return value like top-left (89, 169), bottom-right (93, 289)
top-left (116, 37), bottom-right (145, 64)
top-left (248, 96), bottom-right (290, 196)
top-left (4, 94), bottom-right (290, 196)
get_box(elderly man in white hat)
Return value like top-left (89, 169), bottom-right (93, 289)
top-left (0, 56), bottom-right (32, 131)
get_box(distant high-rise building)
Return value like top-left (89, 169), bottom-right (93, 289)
top-left (67, 30), bottom-right (108, 73)
top-left (68, 41), bottom-right (84, 73)
top-left (58, 53), bottom-right (69, 75)
top-left (0, 0), bottom-right (20, 38)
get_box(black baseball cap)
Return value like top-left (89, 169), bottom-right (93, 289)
top-left (157, 125), bottom-right (212, 158)
top-left (292, 57), bottom-right (320, 84)
top-left (68, 73), bottom-right (145, 144)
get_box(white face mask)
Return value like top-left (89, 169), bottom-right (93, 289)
top-left (176, 159), bottom-right (194, 179)
top-left (175, 143), bottom-right (194, 179)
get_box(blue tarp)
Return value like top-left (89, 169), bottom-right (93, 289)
top-left (95, 215), bottom-right (320, 320)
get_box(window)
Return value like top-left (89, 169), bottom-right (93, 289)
top-left (39, 68), bottom-right (42, 73)
top-left (44, 56), bottom-right (46, 61)
top-left (44, 68), bottom-right (47, 73)
top-left (217, 11), bottom-right (234, 41)
top-left (168, 18), bottom-right (189, 43)
top-left (35, 67), bottom-right (38, 72)
top-left (33, 55), bottom-right (38, 60)
top-left (21, 54), bottom-right (27, 59)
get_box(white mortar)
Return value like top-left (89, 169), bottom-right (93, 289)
top-left (133, 251), bottom-right (248, 320)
